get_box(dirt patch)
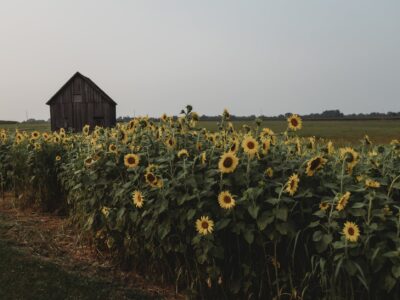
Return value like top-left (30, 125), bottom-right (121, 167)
top-left (0, 194), bottom-right (182, 300)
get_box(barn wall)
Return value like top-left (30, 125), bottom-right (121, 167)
top-left (49, 74), bottom-right (116, 132)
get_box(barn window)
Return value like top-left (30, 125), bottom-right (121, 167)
top-left (73, 95), bottom-right (82, 102)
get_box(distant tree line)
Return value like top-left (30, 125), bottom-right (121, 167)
top-left (117, 109), bottom-right (400, 123)
top-left (3, 109), bottom-right (399, 125)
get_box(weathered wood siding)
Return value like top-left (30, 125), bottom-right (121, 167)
top-left (48, 73), bottom-right (117, 132)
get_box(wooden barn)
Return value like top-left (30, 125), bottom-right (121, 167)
top-left (46, 72), bottom-right (117, 132)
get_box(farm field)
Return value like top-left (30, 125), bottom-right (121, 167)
top-left (1, 109), bottom-right (400, 298)
top-left (1, 119), bottom-right (400, 145)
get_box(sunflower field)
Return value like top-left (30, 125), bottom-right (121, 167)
top-left (1, 106), bottom-right (400, 299)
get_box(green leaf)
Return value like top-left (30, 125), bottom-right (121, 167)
top-left (352, 202), bottom-right (365, 208)
top-left (186, 208), bottom-right (196, 220)
top-left (243, 230), bottom-right (254, 244)
top-left (215, 218), bottom-right (231, 231)
top-left (392, 265), bottom-right (400, 279)
top-left (248, 205), bottom-right (259, 219)
top-left (275, 207), bottom-right (288, 221)
top-left (257, 212), bottom-right (274, 230)
top-left (313, 230), bottom-right (323, 242)
top-left (275, 222), bottom-right (289, 235)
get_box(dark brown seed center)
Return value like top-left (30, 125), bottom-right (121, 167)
top-left (247, 142), bottom-right (255, 149)
top-left (310, 158), bottom-right (321, 170)
top-left (201, 221), bottom-right (209, 229)
top-left (223, 157), bottom-right (233, 168)
top-left (224, 196), bottom-right (231, 204)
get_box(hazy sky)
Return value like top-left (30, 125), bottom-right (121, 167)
top-left (1, 1), bottom-right (399, 121)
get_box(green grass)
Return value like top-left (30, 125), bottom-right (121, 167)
top-left (1, 119), bottom-right (399, 145)
top-left (199, 119), bottom-right (400, 145)
top-left (0, 122), bottom-right (50, 132)
top-left (0, 215), bottom-right (154, 300)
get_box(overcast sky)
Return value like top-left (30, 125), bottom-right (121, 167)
top-left (1, 0), bottom-right (399, 121)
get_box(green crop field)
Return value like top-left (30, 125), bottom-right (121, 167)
top-left (199, 119), bottom-right (400, 144)
top-left (1, 119), bottom-right (399, 145)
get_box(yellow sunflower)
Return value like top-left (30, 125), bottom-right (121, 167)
top-left (327, 141), bottom-right (334, 155)
top-left (108, 143), bottom-right (118, 154)
top-left (42, 132), bottom-right (50, 141)
top-left (218, 191), bottom-right (236, 209)
top-left (286, 174), bottom-right (300, 196)
top-left (336, 192), bottom-right (351, 211)
top-left (15, 133), bottom-right (24, 144)
top-left (31, 131), bottom-right (40, 140)
top-left (242, 136), bottom-right (259, 157)
top-left (287, 114), bottom-right (302, 131)
top-left (124, 154), bottom-right (140, 168)
top-left (160, 113), bottom-right (168, 122)
top-left (132, 190), bottom-right (144, 208)
top-left (82, 124), bottom-right (90, 135)
top-left (101, 206), bottom-right (111, 218)
top-left (145, 172), bottom-right (157, 185)
top-left (34, 143), bottom-right (41, 151)
top-left (195, 216), bottom-right (214, 235)
top-left (340, 147), bottom-right (359, 171)
top-left (265, 167), bottom-right (274, 178)
top-left (55, 155), bottom-right (61, 161)
top-left (223, 108), bottom-right (230, 120)
top-left (177, 149), bottom-right (189, 159)
top-left (319, 202), bottom-right (330, 211)
top-left (305, 156), bottom-right (327, 176)
top-left (260, 128), bottom-right (274, 139)
top-left (165, 137), bottom-right (176, 149)
top-left (218, 152), bottom-right (239, 173)
top-left (365, 179), bottom-right (380, 188)
top-left (261, 139), bottom-right (271, 155)
top-left (229, 139), bottom-right (240, 153)
top-left (342, 221), bottom-right (360, 242)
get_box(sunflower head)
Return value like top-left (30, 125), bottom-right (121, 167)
top-left (55, 155), bottom-right (61, 161)
top-left (242, 136), bottom-right (259, 157)
top-left (160, 113), bottom-right (168, 122)
top-left (265, 167), bottom-right (273, 178)
top-left (82, 125), bottom-right (90, 135)
top-left (336, 192), bottom-right (351, 211)
top-left (261, 139), bottom-right (271, 155)
top-left (305, 156), bottom-right (327, 176)
top-left (178, 149), bottom-right (189, 159)
top-left (218, 152), bottom-right (239, 174)
top-left (343, 221), bottom-right (360, 242)
top-left (218, 191), bottom-right (236, 209)
top-left (287, 114), bottom-right (302, 131)
top-left (109, 144), bottom-right (118, 154)
top-left (132, 190), bottom-right (144, 208)
top-left (165, 137), bottom-right (176, 149)
top-left (365, 179), bottom-right (380, 188)
top-left (34, 143), bottom-right (41, 151)
top-left (319, 202), bottom-right (330, 211)
top-left (260, 128), bottom-right (274, 139)
top-left (124, 153), bottom-right (140, 168)
top-left (31, 131), bottom-right (40, 140)
top-left (229, 140), bottom-right (239, 153)
top-left (286, 173), bottom-right (300, 196)
top-left (195, 216), bottom-right (214, 235)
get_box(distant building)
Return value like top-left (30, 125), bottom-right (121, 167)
top-left (46, 72), bottom-right (117, 132)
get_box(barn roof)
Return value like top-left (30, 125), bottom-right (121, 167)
top-left (46, 72), bottom-right (117, 105)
